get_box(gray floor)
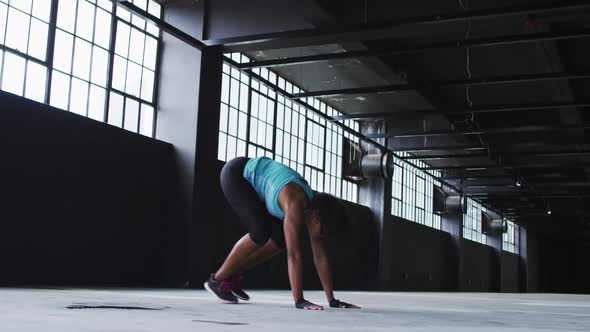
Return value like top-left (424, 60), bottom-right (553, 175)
top-left (2, 288), bottom-right (590, 331)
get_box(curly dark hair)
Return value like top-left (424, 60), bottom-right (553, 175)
top-left (308, 193), bottom-right (349, 236)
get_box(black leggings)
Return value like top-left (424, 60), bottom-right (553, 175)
top-left (220, 157), bottom-right (286, 249)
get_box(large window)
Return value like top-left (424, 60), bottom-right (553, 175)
top-left (218, 53), bottom-right (359, 203)
top-left (503, 219), bottom-right (519, 254)
top-left (0, 0), bottom-right (51, 101)
top-left (0, 0), bottom-right (161, 137)
top-left (391, 152), bottom-right (442, 229)
top-left (463, 198), bottom-right (487, 244)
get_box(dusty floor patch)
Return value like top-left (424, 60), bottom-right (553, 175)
top-left (192, 319), bottom-right (249, 325)
top-left (67, 304), bottom-right (165, 310)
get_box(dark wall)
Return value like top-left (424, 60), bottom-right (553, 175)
top-left (209, 161), bottom-right (378, 290)
top-left (355, 214), bottom-right (525, 293)
top-left (460, 239), bottom-right (495, 291)
top-left (0, 91), bottom-right (175, 286)
top-left (525, 230), bottom-right (540, 292)
top-left (539, 239), bottom-right (590, 294)
top-left (380, 216), bottom-right (456, 291)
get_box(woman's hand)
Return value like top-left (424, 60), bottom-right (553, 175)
top-left (295, 298), bottom-right (324, 310)
top-left (329, 299), bottom-right (361, 309)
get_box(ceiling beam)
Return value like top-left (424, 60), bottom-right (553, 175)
top-left (239, 30), bottom-right (590, 69)
top-left (401, 152), bottom-right (489, 160)
top-left (367, 125), bottom-right (590, 139)
top-left (332, 101), bottom-right (590, 121)
top-left (391, 145), bottom-right (488, 152)
top-left (464, 182), bottom-right (590, 192)
top-left (236, 29), bottom-right (590, 69)
top-left (208, 2), bottom-right (590, 53)
top-left (291, 72), bottom-right (590, 99)
top-left (423, 163), bottom-right (590, 171)
top-left (457, 177), bottom-right (586, 186)
top-left (440, 172), bottom-right (577, 180)
top-left (403, 150), bottom-right (590, 160)
top-left (475, 194), bottom-right (590, 199)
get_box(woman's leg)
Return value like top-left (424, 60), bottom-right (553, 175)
top-left (214, 233), bottom-right (261, 280)
top-left (216, 157), bottom-right (276, 280)
top-left (239, 238), bottom-right (284, 274)
top-left (228, 219), bottom-right (285, 277)
top-left (215, 236), bottom-right (283, 280)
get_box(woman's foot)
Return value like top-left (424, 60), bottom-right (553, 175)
top-left (230, 275), bottom-right (250, 301)
top-left (204, 274), bottom-right (238, 303)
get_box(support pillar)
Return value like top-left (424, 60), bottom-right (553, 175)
top-left (155, 2), bottom-right (223, 286)
top-left (485, 210), bottom-right (504, 292)
top-left (358, 121), bottom-right (391, 290)
top-left (441, 210), bottom-right (463, 291)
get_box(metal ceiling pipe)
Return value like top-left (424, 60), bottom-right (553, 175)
top-left (470, 194), bottom-right (590, 199)
top-left (391, 145), bottom-right (487, 152)
top-left (367, 125), bottom-right (590, 139)
top-left (441, 173), bottom-right (574, 180)
top-left (433, 186), bottom-right (467, 215)
top-left (413, 150), bottom-right (590, 160)
top-left (401, 152), bottom-right (489, 160)
top-left (361, 153), bottom-right (394, 179)
top-left (421, 163), bottom-right (586, 171)
top-left (482, 212), bottom-right (507, 235)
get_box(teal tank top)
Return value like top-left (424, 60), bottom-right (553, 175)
top-left (243, 157), bottom-right (314, 220)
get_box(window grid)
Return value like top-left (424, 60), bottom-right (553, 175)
top-left (276, 92), bottom-right (306, 175)
top-left (248, 90), bottom-right (275, 156)
top-left (0, 0), bottom-right (161, 138)
top-left (218, 53), bottom-right (358, 203)
top-left (463, 198), bottom-right (487, 244)
top-left (503, 219), bottom-right (519, 254)
top-left (219, 54), bottom-right (251, 161)
top-left (415, 175), bottom-right (425, 224)
top-left (0, 0), bottom-right (51, 102)
top-left (391, 152), bottom-right (441, 229)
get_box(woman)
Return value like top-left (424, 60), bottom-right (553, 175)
top-left (204, 156), bottom-right (361, 310)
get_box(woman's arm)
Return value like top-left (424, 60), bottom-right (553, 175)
top-left (283, 208), bottom-right (305, 303)
top-left (309, 234), bottom-right (335, 302)
top-left (309, 233), bottom-right (361, 309)
top-left (283, 204), bottom-right (322, 310)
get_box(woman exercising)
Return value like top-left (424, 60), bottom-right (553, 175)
top-left (204, 156), bottom-right (361, 310)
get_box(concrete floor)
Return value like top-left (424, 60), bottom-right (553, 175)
top-left (2, 288), bottom-right (590, 331)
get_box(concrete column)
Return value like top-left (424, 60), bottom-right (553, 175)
top-left (485, 210), bottom-right (503, 292)
top-left (441, 212), bottom-right (463, 291)
top-left (191, 47), bottom-right (224, 283)
top-left (358, 121), bottom-right (391, 290)
top-left (155, 2), bottom-right (223, 286)
top-left (518, 226), bottom-right (527, 292)
top-left (520, 227), bottom-right (540, 292)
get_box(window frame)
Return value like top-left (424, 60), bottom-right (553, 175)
top-left (0, 0), bottom-right (162, 138)
top-left (217, 53), bottom-right (359, 203)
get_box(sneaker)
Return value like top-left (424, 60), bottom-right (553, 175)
top-left (230, 275), bottom-right (250, 301)
top-left (204, 274), bottom-right (238, 304)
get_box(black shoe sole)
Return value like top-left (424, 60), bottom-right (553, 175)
top-left (232, 290), bottom-right (250, 301)
top-left (204, 281), bottom-right (238, 304)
